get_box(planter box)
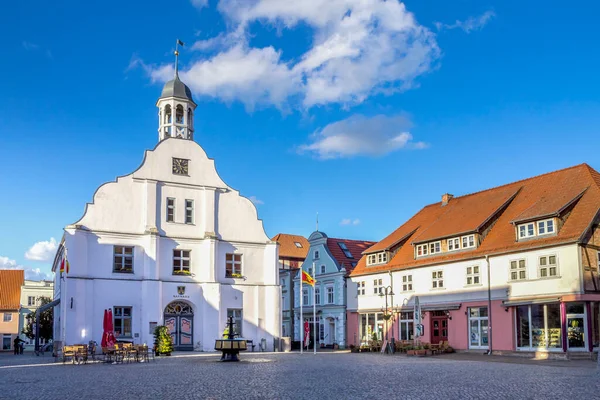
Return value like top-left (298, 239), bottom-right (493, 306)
top-left (407, 350), bottom-right (416, 356)
top-left (415, 350), bottom-right (427, 356)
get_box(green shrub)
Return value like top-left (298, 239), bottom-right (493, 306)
top-left (153, 325), bottom-right (174, 355)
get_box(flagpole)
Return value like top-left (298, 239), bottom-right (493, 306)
top-left (313, 262), bottom-right (316, 355)
top-left (300, 266), bottom-right (303, 354)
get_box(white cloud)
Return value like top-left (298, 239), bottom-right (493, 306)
top-left (138, 0), bottom-right (440, 109)
top-left (299, 114), bottom-right (427, 159)
top-left (22, 41), bottom-right (52, 58)
top-left (0, 256), bottom-right (53, 281)
top-left (248, 196), bottom-right (264, 205)
top-left (191, 0), bottom-right (209, 9)
top-left (340, 218), bottom-right (360, 226)
top-left (435, 10), bottom-right (495, 33)
top-left (25, 237), bottom-right (58, 262)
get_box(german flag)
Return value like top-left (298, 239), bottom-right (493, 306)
top-left (301, 270), bottom-right (315, 287)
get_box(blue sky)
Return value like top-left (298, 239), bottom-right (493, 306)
top-left (1, 0), bottom-right (599, 279)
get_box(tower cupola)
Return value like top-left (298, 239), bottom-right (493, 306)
top-left (156, 40), bottom-right (197, 141)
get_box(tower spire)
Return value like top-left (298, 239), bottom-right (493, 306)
top-left (174, 39), bottom-right (184, 78)
top-left (316, 212), bottom-right (319, 232)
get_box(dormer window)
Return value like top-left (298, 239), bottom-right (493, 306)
top-left (367, 252), bottom-right (387, 266)
top-left (462, 235), bottom-right (475, 249)
top-left (517, 218), bottom-right (555, 240)
top-left (429, 241), bottom-right (441, 254)
top-left (416, 244), bottom-right (428, 257)
top-left (537, 219), bottom-right (555, 235)
top-left (448, 238), bottom-right (460, 251)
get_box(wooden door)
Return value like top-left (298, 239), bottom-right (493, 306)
top-left (430, 311), bottom-right (449, 344)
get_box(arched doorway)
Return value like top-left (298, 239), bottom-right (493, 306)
top-left (164, 301), bottom-right (194, 351)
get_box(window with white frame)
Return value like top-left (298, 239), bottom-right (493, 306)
top-left (448, 238), bottom-right (460, 251)
top-left (314, 250), bottom-right (320, 259)
top-left (466, 266), bottom-right (480, 285)
top-left (510, 259), bottom-right (527, 280)
top-left (399, 312), bottom-right (414, 341)
top-left (225, 254), bottom-right (242, 278)
top-left (185, 199), bottom-right (194, 224)
top-left (402, 275), bottom-right (413, 291)
top-left (462, 235), bottom-right (475, 249)
top-left (315, 288), bottom-right (321, 305)
top-left (294, 242), bottom-right (303, 248)
top-left (377, 252), bottom-right (388, 263)
top-left (432, 270), bottom-right (444, 288)
top-left (367, 254), bottom-right (377, 265)
top-left (227, 309), bottom-right (243, 337)
top-left (320, 265), bottom-right (326, 274)
top-left (539, 255), bottom-right (558, 277)
top-left (429, 241), bottom-right (441, 254)
top-left (537, 219), bottom-right (555, 235)
top-left (357, 281), bottom-right (365, 296)
top-left (518, 223), bottom-right (536, 239)
top-left (166, 197), bottom-right (175, 222)
top-left (3, 313), bottom-right (12, 322)
top-left (173, 249), bottom-right (191, 275)
top-left (373, 278), bottom-right (383, 295)
top-left (113, 246), bottom-right (134, 273)
top-left (27, 296), bottom-right (35, 306)
top-left (327, 286), bottom-right (334, 304)
top-left (302, 289), bottom-right (309, 306)
top-left (416, 244), bottom-right (428, 257)
top-left (113, 306), bottom-right (132, 337)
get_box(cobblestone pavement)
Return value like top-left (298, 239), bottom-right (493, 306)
top-left (0, 352), bottom-right (598, 400)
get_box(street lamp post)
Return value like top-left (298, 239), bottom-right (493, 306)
top-left (379, 286), bottom-right (394, 354)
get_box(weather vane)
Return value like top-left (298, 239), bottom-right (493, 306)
top-left (174, 39), bottom-right (184, 77)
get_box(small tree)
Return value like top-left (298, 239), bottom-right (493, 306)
top-left (153, 325), bottom-right (174, 355)
top-left (22, 296), bottom-right (53, 343)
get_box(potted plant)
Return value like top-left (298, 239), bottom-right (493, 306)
top-left (406, 345), bottom-right (415, 356)
top-left (415, 345), bottom-right (427, 356)
top-left (153, 325), bottom-right (174, 356)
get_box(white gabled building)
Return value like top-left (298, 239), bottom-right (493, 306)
top-left (52, 65), bottom-right (280, 352)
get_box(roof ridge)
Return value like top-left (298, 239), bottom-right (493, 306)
top-left (419, 163), bottom-right (590, 208)
top-left (328, 237), bottom-right (376, 244)
top-left (582, 163), bottom-right (600, 189)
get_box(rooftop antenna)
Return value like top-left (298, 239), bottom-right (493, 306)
top-left (316, 212), bottom-right (319, 232)
top-left (174, 39), bottom-right (184, 78)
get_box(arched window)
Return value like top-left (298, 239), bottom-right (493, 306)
top-left (164, 105), bottom-right (172, 124)
top-left (176, 105), bottom-right (184, 124)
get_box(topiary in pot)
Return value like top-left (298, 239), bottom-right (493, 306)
top-left (154, 325), bottom-right (174, 356)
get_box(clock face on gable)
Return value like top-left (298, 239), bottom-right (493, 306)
top-left (172, 158), bottom-right (189, 175)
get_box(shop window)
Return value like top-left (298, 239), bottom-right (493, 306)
top-left (516, 303), bottom-right (562, 350)
top-left (113, 306), bottom-right (132, 338)
top-left (399, 312), bottom-right (414, 341)
top-left (359, 312), bottom-right (384, 345)
top-left (2, 334), bottom-right (11, 350)
top-left (566, 302), bottom-right (586, 349)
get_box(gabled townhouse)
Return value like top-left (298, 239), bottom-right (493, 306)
top-left (271, 233), bottom-right (309, 339)
top-left (0, 270), bottom-right (25, 352)
top-left (348, 163), bottom-right (600, 357)
top-left (19, 279), bottom-right (53, 348)
top-left (294, 231), bottom-right (375, 349)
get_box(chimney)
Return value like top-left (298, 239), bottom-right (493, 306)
top-left (441, 193), bottom-right (454, 206)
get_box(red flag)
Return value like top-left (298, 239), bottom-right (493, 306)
top-left (301, 270), bottom-right (315, 287)
top-left (59, 258), bottom-right (65, 273)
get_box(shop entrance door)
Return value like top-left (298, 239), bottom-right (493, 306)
top-left (430, 311), bottom-right (448, 344)
top-left (567, 303), bottom-right (587, 351)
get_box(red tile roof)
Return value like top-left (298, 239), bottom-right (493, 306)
top-left (271, 233), bottom-right (309, 259)
top-left (0, 270), bottom-right (24, 310)
top-left (352, 163), bottom-right (600, 277)
top-left (326, 238), bottom-right (376, 274)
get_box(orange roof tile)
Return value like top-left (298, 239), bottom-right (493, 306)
top-left (0, 270), bottom-right (24, 310)
top-left (271, 233), bottom-right (309, 259)
top-left (352, 163), bottom-right (600, 277)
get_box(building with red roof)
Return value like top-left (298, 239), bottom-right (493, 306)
top-left (348, 163), bottom-right (600, 357)
top-left (0, 270), bottom-right (25, 352)
top-left (293, 231), bottom-right (375, 349)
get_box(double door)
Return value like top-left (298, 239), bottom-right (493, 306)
top-left (165, 314), bottom-right (193, 350)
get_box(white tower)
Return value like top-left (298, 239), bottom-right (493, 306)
top-left (156, 42), bottom-right (197, 141)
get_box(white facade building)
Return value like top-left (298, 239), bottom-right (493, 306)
top-left (19, 280), bottom-right (53, 347)
top-left (52, 68), bottom-right (280, 351)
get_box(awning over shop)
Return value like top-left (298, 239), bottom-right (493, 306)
top-left (420, 303), bottom-right (461, 311)
top-left (502, 297), bottom-right (561, 307)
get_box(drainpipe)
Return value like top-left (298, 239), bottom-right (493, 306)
top-left (486, 255), bottom-right (493, 356)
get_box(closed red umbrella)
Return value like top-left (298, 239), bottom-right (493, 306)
top-left (101, 309), bottom-right (108, 347)
top-left (106, 308), bottom-right (116, 346)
